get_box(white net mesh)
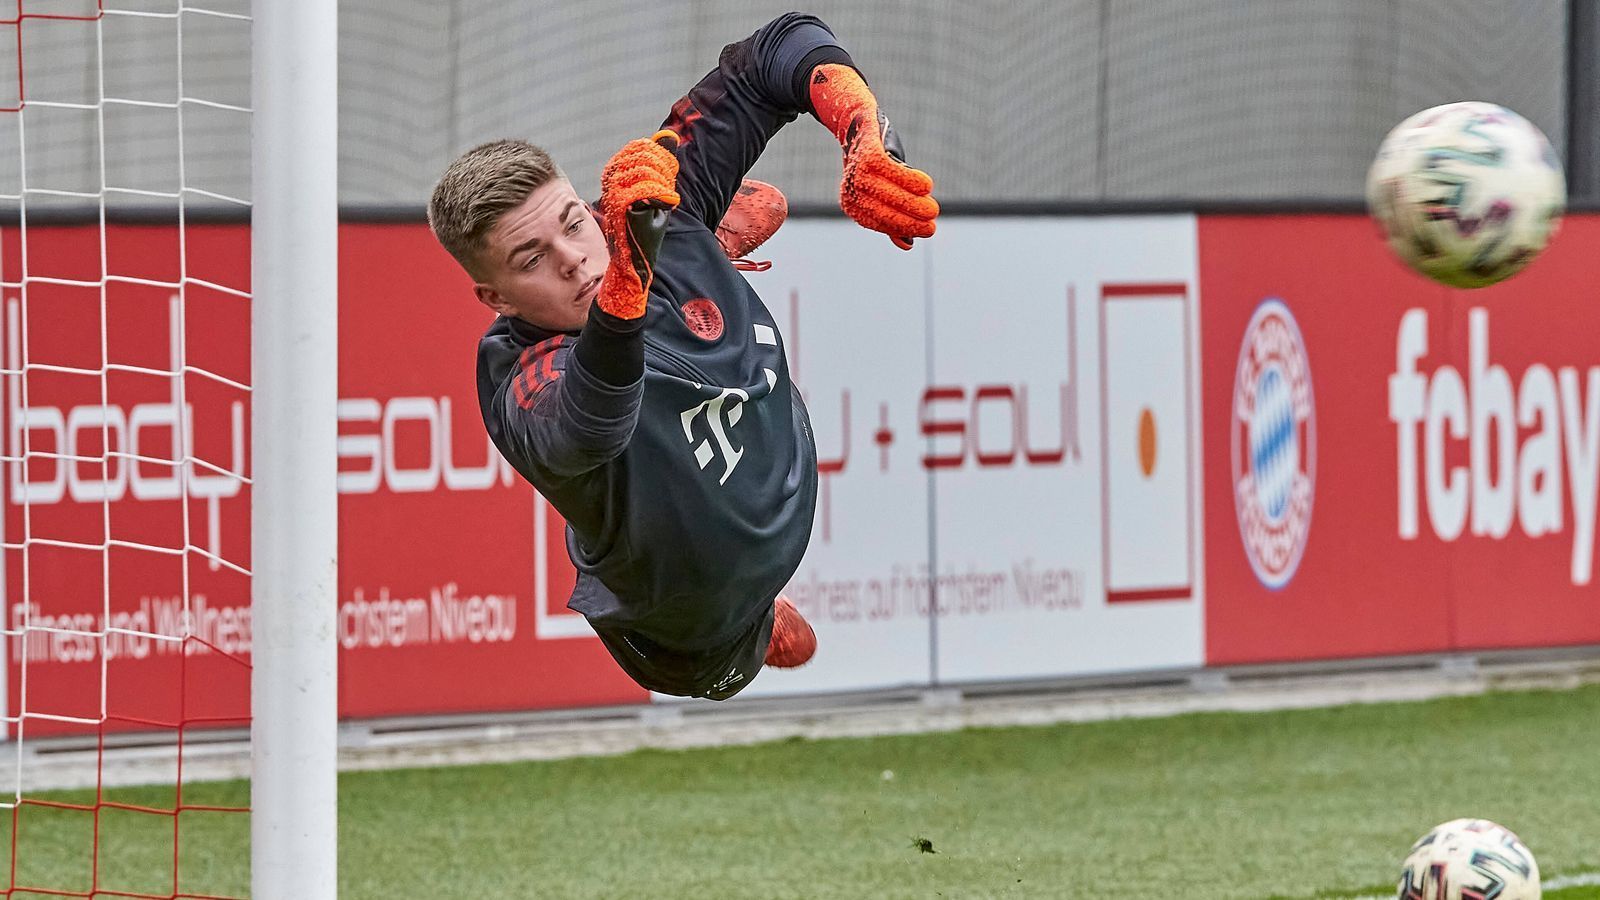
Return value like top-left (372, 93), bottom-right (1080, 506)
top-left (0, 2), bottom-right (251, 894)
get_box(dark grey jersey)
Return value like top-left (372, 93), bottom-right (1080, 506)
top-left (477, 13), bottom-right (846, 650)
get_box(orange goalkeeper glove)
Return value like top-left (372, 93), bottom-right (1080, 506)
top-left (715, 179), bottom-right (787, 271)
top-left (597, 131), bottom-right (681, 319)
top-left (808, 63), bottom-right (938, 250)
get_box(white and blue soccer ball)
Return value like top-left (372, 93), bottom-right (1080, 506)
top-left (1366, 101), bottom-right (1565, 288)
top-left (1397, 818), bottom-right (1541, 900)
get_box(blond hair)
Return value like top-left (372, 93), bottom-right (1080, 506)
top-left (428, 139), bottom-right (563, 276)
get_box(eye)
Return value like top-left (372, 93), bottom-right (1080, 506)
top-left (522, 253), bottom-right (543, 271)
top-left (566, 218), bottom-right (582, 234)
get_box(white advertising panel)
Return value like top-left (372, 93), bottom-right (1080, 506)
top-left (927, 217), bottom-right (1203, 682)
top-left (712, 215), bottom-right (1204, 699)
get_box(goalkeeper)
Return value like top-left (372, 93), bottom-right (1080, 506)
top-left (428, 13), bottom-right (937, 700)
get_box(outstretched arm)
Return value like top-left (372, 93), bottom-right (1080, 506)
top-left (660, 12), bottom-right (852, 229)
top-left (661, 14), bottom-right (938, 248)
top-left (808, 64), bottom-right (939, 249)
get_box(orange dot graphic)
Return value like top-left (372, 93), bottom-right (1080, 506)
top-left (1138, 408), bottom-right (1157, 478)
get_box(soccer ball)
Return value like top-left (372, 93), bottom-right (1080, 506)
top-left (1397, 818), bottom-right (1541, 900)
top-left (1366, 101), bottom-right (1565, 288)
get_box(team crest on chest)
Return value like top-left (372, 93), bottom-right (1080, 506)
top-left (680, 298), bottom-right (724, 340)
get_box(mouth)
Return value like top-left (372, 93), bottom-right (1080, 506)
top-left (577, 275), bottom-right (602, 304)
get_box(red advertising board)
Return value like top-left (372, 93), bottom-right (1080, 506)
top-left (1, 223), bottom-right (256, 738)
top-left (2, 222), bottom-right (644, 738)
top-left (1201, 214), bottom-right (1600, 665)
top-left (8, 212), bottom-right (1599, 737)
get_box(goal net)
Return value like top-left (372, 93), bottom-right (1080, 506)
top-left (0, 2), bottom-right (258, 894)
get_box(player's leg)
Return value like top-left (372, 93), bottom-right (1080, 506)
top-left (689, 595), bottom-right (816, 699)
top-left (591, 609), bottom-right (770, 700)
top-left (590, 595), bottom-right (813, 701)
top-left (764, 594), bottom-right (815, 668)
top-left (590, 625), bottom-right (710, 698)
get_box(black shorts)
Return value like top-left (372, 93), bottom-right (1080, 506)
top-left (592, 603), bottom-right (775, 701)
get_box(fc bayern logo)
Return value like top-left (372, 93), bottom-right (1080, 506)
top-left (1231, 298), bottom-right (1315, 590)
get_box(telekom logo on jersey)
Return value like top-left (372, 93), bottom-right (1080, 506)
top-left (1389, 307), bottom-right (1600, 585)
top-left (680, 385), bottom-right (754, 485)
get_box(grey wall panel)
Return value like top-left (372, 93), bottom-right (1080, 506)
top-left (340, 2), bottom-right (456, 206)
top-left (1103, 0), bottom-right (1399, 199)
top-left (357, 0), bottom-right (1569, 207)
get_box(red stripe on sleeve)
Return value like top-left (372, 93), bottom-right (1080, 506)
top-left (512, 335), bottom-right (568, 409)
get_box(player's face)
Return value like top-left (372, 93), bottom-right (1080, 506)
top-left (473, 178), bottom-right (609, 332)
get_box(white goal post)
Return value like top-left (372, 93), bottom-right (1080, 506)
top-left (250, 1), bottom-right (338, 896)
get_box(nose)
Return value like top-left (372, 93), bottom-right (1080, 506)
top-left (557, 238), bottom-right (586, 277)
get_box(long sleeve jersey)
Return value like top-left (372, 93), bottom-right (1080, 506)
top-left (476, 14), bottom-right (848, 651)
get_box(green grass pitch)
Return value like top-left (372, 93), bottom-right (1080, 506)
top-left (4, 683), bottom-right (1597, 898)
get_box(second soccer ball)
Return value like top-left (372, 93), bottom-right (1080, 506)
top-left (1396, 818), bottom-right (1541, 900)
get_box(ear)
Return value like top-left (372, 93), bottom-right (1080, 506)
top-left (474, 282), bottom-right (516, 318)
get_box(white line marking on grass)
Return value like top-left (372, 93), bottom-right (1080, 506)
top-left (1541, 872), bottom-right (1600, 890)
top-left (1351, 871), bottom-right (1600, 899)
